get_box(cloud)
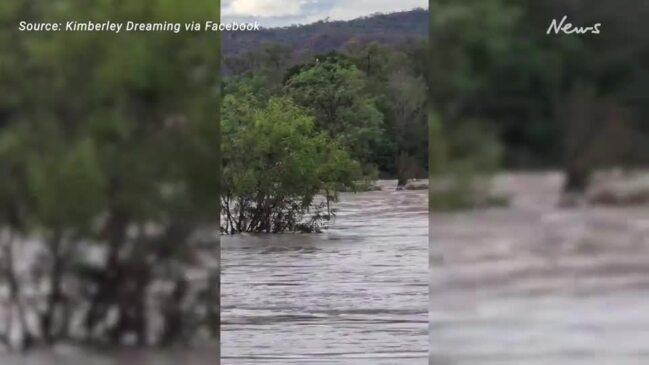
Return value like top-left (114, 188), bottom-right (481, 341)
top-left (222, 0), bottom-right (426, 27)
top-left (223, 0), bottom-right (309, 17)
top-left (309, 0), bottom-right (426, 22)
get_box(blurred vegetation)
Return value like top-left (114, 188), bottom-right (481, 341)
top-left (0, 0), bottom-right (220, 349)
top-left (425, 0), bottom-right (649, 208)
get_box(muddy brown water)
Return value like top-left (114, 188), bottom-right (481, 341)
top-left (221, 180), bottom-right (429, 364)
top-left (431, 173), bottom-right (649, 365)
top-left (0, 180), bottom-right (428, 364)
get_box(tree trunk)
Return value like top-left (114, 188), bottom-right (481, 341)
top-left (396, 151), bottom-right (416, 188)
top-left (42, 230), bottom-right (63, 344)
top-left (563, 165), bottom-right (590, 193)
top-left (160, 278), bottom-right (187, 346)
top-left (2, 231), bottom-right (33, 350)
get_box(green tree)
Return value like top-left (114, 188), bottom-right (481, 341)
top-left (428, 0), bottom-right (519, 123)
top-left (221, 95), bottom-right (360, 233)
top-left (387, 65), bottom-right (428, 186)
top-left (284, 53), bottom-right (384, 170)
top-left (343, 40), bottom-right (429, 183)
top-left (427, 0), bottom-right (512, 208)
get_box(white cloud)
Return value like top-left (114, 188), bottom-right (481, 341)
top-left (222, 0), bottom-right (427, 27)
top-left (309, 0), bottom-right (426, 22)
top-left (223, 0), bottom-right (309, 17)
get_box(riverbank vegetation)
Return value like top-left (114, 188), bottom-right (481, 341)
top-left (221, 1), bottom-right (649, 225)
top-left (221, 38), bottom-right (428, 232)
top-left (221, 95), bottom-right (360, 234)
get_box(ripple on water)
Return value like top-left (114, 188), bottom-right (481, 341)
top-left (221, 181), bottom-right (428, 364)
top-left (431, 173), bottom-right (649, 365)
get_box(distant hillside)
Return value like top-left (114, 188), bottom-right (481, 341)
top-left (222, 9), bottom-right (428, 57)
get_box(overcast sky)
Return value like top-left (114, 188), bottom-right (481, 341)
top-left (222, 0), bottom-right (427, 27)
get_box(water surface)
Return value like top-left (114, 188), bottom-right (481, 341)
top-left (221, 180), bottom-right (429, 364)
top-left (431, 173), bottom-right (649, 364)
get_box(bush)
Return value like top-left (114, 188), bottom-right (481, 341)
top-left (221, 96), bottom-right (361, 233)
top-left (429, 114), bottom-right (507, 211)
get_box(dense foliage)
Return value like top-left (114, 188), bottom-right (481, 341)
top-left (233, 6), bottom-right (649, 190)
top-left (226, 5), bottom-right (649, 210)
top-left (284, 54), bottom-right (384, 165)
top-left (221, 95), bottom-right (360, 233)
top-left (0, 0), bottom-right (220, 348)
top-left (221, 21), bottom-right (429, 230)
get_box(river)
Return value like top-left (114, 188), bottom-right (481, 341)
top-left (3, 173), bottom-right (647, 364)
top-left (431, 172), bottom-right (649, 364)
top-left (220, 180), bottom-right (429, 364)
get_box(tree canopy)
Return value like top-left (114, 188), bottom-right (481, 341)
top-left (221, 95), bottom-right (360, 233)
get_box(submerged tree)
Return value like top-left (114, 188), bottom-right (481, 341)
top-left (0, 0), bottom-right (221, 348)
top-left (516, 0), bottom-right (649, 194)
top-left (387, 66), bottom-right (428, 186)
top-left (221, 95), bottom-right (360, 234)
top-left (343, 40), bottom-right (428, 186)
top-left (425, 0), bottom-right (513, 209)
top-left (562, 86), bottom-right (638, 194)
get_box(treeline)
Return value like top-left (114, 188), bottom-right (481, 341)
top-left (221, 9), bottom-right (428, 61)
top-left (222, 2), bottom-right (649, 217)
top-left (224, 4), bottom-right (649, 191)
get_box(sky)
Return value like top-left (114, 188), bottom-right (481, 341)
top-left (221, 0), bottom-right (427, 27)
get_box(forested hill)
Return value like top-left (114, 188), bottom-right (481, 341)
top-left (222, 8), bottom-right (427, 56)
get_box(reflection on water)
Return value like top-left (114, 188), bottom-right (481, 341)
top-left (431, 173), bottom-right (649, 365)
top-left (221, 180), bottom-right (429, 364)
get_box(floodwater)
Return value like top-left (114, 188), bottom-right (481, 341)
top-left (0, 180), bottom-right (427, 365)
top-left (4, 172), bottom-right (648, 365)
top-left (431, 173), bottom-right (649, 365)
top-left (0, 347), bottom-right (220, 365)
top-left (220, 180), bottom-right (429, 364)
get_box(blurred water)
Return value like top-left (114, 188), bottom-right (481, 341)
top-left (0, 347), bottom-right (220, 365)
top-left (221, 180), bottom-right (429, 364)
top-left (430, 173), bottom-right (649, 365)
